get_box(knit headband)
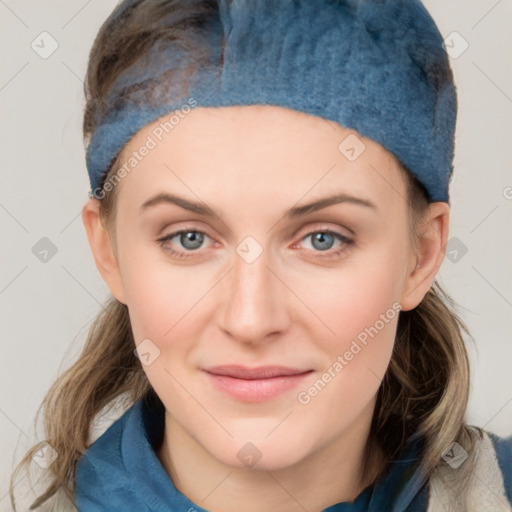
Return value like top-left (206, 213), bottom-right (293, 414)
top-left (85, 0), bottom-right (457, 202)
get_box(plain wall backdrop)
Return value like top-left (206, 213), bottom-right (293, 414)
top-left (1, 0), bottom-right (511, 508)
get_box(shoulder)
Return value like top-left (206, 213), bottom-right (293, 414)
top-left (426, 427), bottom-right (512, 512)
top-left (487, 429), bottom-right (512, 502)
top-left (74, 400), bottom-right (142, 502)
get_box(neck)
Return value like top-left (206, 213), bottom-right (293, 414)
top-left (156, 399), bottom-right (382, 512)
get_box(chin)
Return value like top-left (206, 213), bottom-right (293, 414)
top-left (200, 426), bottom-right (318, 472)
top-left (217, 444), bottom-right (310, 472)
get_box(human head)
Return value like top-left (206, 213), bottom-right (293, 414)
top-left (79, 0), bottom-right (468, 481)
top-left (82, 100), bottom-right (454, 483)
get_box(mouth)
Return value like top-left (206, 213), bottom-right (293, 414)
top-left (203, 365), bottom-right (314, 402)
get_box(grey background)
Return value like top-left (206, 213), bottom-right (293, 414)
top-left (1, 0), bottom-right (511, 507)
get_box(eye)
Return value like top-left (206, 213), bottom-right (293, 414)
top-left (157, 227), bottom-right (354, 261)
top-left (156, 229), bottom-right (211, 259)
top-left (299, 229), bottom-right (354, 258)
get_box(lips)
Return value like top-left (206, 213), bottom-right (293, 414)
top-left (205, 365), bottom-right (311, 379)
top-left (203, 365), bottom-right (313, 402)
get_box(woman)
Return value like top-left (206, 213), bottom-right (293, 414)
top-left (10, 0), bottom-right (512, 510)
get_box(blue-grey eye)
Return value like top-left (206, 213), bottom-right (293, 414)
top-left (179, 231), bottom-right (204, 250)
top-left (310, 232), bottom-right (335, 251)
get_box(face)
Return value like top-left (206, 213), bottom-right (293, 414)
top-left (99, 105), bottom-right (418, 471)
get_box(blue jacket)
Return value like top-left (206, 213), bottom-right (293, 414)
top-left (75, 397), bottom-right (512, 511)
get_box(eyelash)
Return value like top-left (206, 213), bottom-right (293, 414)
top-left (156, 228), bottom-right (354, 261)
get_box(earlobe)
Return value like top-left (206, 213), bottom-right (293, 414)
top-left (81, 199), bottom-right (127, 305)
top-left (400, 202), bottom-right (450, 311)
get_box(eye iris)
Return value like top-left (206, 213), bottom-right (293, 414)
top-left (181, 231), bottom-right (203, 250)
top-left (311, 232), bottom-right (334, 251)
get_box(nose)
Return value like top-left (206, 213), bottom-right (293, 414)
top-left (216, 242), bottom-right (291, 346)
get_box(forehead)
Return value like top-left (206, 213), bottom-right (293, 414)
top-left (114, 105), bottom-right (406, 215)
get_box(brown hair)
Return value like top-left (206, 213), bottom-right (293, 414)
top-left (9, 1), bottom-right (479, 509)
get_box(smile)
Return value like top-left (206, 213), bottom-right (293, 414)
top-left (203, 366), bottom-right (314, 402)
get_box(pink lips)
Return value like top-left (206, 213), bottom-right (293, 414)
top-left (203, 365), bottom-right (313, 402)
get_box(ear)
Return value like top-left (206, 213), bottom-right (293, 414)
top-left (82, 198), bottom-right (127, 305)
top-left (400, 202), bottom-right (450, 311)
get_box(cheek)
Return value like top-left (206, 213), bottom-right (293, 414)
top-left (293, 250), bottom-right (405, 350)
top-left (294, 274), bottom-right (400, 438)
top-left (121, 254), bottom-right (209, 404)
top-left (291, 244), bottom-right (405, 403)
top-left (119, 237), bottom-right (205, 342)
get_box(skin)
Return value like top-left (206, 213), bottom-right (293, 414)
top-left (82, 105), bottom-right (449, 512)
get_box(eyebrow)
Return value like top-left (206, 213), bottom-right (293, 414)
top-left (139, 192), bottom-right (376, 217)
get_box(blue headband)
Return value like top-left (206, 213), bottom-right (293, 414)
top-left (85, 0), bottom-right (457, 202)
